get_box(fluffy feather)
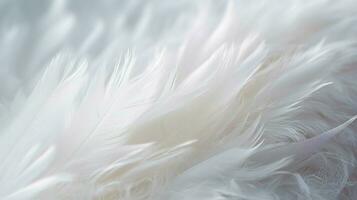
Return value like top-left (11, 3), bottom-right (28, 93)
top-left (1, 0), bottom-right (357, 199)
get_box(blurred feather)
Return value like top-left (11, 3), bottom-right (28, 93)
top-left (0, 0), bottom-right (357, 200)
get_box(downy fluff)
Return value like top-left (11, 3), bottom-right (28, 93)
top-left (1, 0), bottom-right (357, 199)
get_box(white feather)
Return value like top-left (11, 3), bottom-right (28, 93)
top-left (1, 0), bottom-right (357, 200)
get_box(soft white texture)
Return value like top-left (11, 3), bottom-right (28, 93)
top-left (1, 0), bottom-right (357, 199)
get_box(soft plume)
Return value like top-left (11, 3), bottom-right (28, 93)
top-left (1, 0), bottom-right (357, 199)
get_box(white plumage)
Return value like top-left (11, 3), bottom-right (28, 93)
top-left (1, 0), bottom-right (357, 199)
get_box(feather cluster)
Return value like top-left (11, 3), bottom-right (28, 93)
top-left (1, 0), bottom-right (357, 199)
